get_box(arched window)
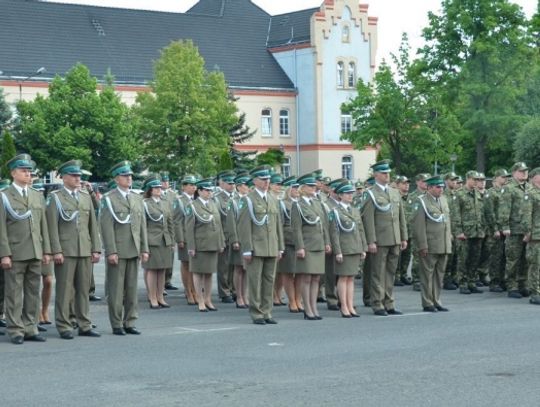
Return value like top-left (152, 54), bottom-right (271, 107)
top-left (261, 108), bottom-right (272, 137)
top-left (348, 62), bottom-right (356, 88)
top-left (342, 25), bottom-right (350, 43)
top-left (281, 156), bottom-right (291, 178)
top-left (337, 62), bottom-right (344, 88)
top-left (279, 109), bottom-right (290, 136)
top-left (342, 156), bottom-right (353, 180)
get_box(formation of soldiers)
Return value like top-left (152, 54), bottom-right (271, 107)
top-left (0, 153), bottom-right (538, 345)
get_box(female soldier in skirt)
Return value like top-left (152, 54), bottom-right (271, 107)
top-left (185, 179), bottom-right (226, 312)
top-left (329, 181), bottom-right (368, 317)
top-left (142, 175), bottom-right (175, 309)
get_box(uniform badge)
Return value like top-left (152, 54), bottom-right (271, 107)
top-left (413, 203), bottom-right (419, 211)
top-left (328, 211), bottom-right (335, 221)
top-left (46, 196), bottom-right (51, 206)
top-left (238, 199), bottom-right (245, 210)
top-left (185, 205), bottom-right (193, 216)
top-left (525, 195), bottom-right (529, 200)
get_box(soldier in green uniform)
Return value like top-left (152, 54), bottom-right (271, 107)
top-left (46, 160), bottom-right (101, 339)
top-left (238, 166), bottom-right (284, 324)
top-left (499, 162), bottom-right (531, 298)
top-left (100, 161), bottom-right (149, 335)
top-left (214, 170), bottom-right (236, 303)
top-left (522, 167), bottom-right (540, 305)
top-left (411, 176), bottom-right (452, 312)
top-left (361, 176), bottom-right (375, 307)
top-left (352, 180), bottom-right (365, 209)
top-left (453, 171), bottom-right (485, 294)
top-left (484, 169), bottom-right (511, 292)
top-left (395, 175), bottom-right (412, 286)
top-left (443, 172), bottom-right (460, 290)
top-left (475, 172), bottom-right (491, 286)
top-left (160, 172), bottom-right (179, 292)
top-left (362, 160), bottom-right (408, 316)
top-left (173, 175), bottom-right (198, 305)
top-left (0, 154), bottom-right (51, 344)
top-left (407, 173), bottom-right (430, 291)
top-left (270, 173), bottom-right (287, 306)
top-left (0, 178), bottom-right (10, 329)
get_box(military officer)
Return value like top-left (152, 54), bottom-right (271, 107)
top-left (522, 167), bottom-right (540, 305)
top-left (411, 176), bottom-right (452, 312)
top-left (160, 171), bottom-right (179, 292)
top-left (238, 165), bottom-right (284, 325)
top-left (484, 169), bottom-right (511, 292)
top-left (214, 170), bottom-right (236, 303)
top-left (499, 162), bottom-right (531, 298)
top-left (352, 180), bottom-right (365, 209)
top-left (453, 171), bottom-right (485, 294)
top-left (395, 175), bottom-right (412, 286)
top-left (0, 154), bottom-right (51, 344)
top-left (173, 174), bottom-right (198, 305)
top-left (362, 160), bottom-right (408, 316)
top-left (46, 160), bottom-right (101, 339)
top-left (99, 161), bottom-right (149, 335)
top-left (442, 172), bottom-right (461, 290)
top-left (270, 172), bottom-right (287, 306)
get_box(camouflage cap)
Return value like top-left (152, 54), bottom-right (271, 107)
top-left (415, 173), bottom-right (431, 181)
top-left (476, 172), bottom-right (486, 180)
top-left (493, 169), bottom-right (511, 178)
top-left (354, 180), bottom-right (364, 189)
top-left (511, 162), bottom-right (529, 172)
top-left (466, 170), bottom-right (479, 179)
top-left (529, 167), bottom-right (540, 178)
top-left (443, 172), bottom-right (459, 181)
top-left (395, 175), bottom-right (410, 184)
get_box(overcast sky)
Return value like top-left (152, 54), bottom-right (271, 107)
top-left (48, 0), bottom-right (537, 67)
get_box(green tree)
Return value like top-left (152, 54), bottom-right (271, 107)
top-left (416, 0), bottom-right (533, 172)
top-left (228, 110), bottom-right (256, 170)
top-left (513, 117), bottom-right (540, 167)
top-left (1, 130), bottom-right (16, 178)
top-left (15, 64), bottom-right (140, 178)
top-left (0, 88), bottom-right (11, 132)
top-left (135, 40), bottom-right (238, 177)
top-left (255, 148), bottom-right (285, 168)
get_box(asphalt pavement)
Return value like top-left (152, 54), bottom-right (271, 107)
top-left (1, 259), bottom-right (539, 407)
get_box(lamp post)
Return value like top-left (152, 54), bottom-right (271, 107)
top-left (450, 153), bottom-right (457, 173)
top-left (19, 67), bottom-right (46, 101)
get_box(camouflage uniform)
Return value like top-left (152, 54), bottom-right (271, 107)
top-left (443, 187), bottom-right (459, 288)
top-left (499, 178), bottom-right (530, 294)
top-left (483, 184), bottom-right (506, 290)
top-left (396, 193), bottom-right (412, 284)
top-left (453, 184), bottom-right (485, 291)
top-left (522, 176), bottom-right (540, 304)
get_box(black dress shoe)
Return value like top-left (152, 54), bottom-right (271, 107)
top-left (11, 335), bottom-right (24, 345)
top-left (520, 288), bottom-right (531, 297)
top-left (236, 303), bottom-right (249, 309)
top-left (315, 315), bottom-right (323, 320)
top-left (264, 318), bottom-right (278, 324)
top-left (79, 329), bottom-right (101, 337)
top-left (165, 283), bottom-right (179, 290)
top-left (206, 306), bottom-right (218, 312)
top-left (0, 318), bottom-right (6, 327)
top-left (374, 309), bottom-right (388, 316)
top-left (24, 334), bottom-right (46, 342)
top-left (489, 286), bottom-right (504, 293)
top-left (112, 328), bottom-right (126, 336)
top-left (60, 331), bottom-right (74, 340)
top-left (508, 290), bottom-right (522, 299)
top-left (435, 305), bottom-right (449, 312)
top-left (124, 327), bottom-right (141, 335)
top-left (350, 313), bottom-right (360, 318)
top-left (221, 296), bottom-right (234, 304)
top-left (37, 324), bottom-right (47, 332)
top-left (316, 297), bottom-right (327, 303)
top-left (199, 308), bottom-right (208, 312)
top-left (149, 304), bottom-right (160, 309)
top-left (303, 313), bottom-right (318, 320)
top-left (327, 304), bottom-right (339, 311)
top-left (469, 286), bottom-right (483, 294)
top-left (423, 306), bottom-right (437, 313)
top-left (158, 302), bottom-right (171, 308)
top-left (459, 287), bottom-right (471, 294)
top-left (89, 294), bottom-right (101, 301)
top-left (387, 309), bottom-right (403, 315)
top-left (253, 319), bottom-right (266, 325)
top-left (443, 283), bottom-right (458, 290)
top-left (341, 311), bottom-right (352, 318)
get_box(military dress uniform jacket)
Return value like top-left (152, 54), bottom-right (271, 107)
top-left (291, 197), bottom-right (329, 252)
top-left (224, 195), bottom-right (242, 245)
top-left (329, 204), bottom-right (368, 256)
top-left (173, 193), bottom-right (193, 244)
top-left (46, 189), bottom-right (101, 257)
top-left (452, 187), bottom-right (485, 238)
top-left (214, 190), bottom-right (231, 238)
top-left (143, 198), bottom-right (175, 247)
top-left (185, 198), bottom-right (225, 252)
top-left (0, 185), bottom-right (51, 261)
top-left (362, 184), bottom-right (408, 246)
top-left (412, 193), bottom-right (452, 254)
top-left (279, 197), bottom-right (296, 246)
top-left (99, 189), bottom-right (149, 258)
top-left (238, 190), bottom-right (284, 257)
top-left (499, 179), bottom-right (531, 234)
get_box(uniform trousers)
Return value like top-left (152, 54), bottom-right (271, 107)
top-left (217, 247), bottom-right (234, 298)
top-left (419, 253), bottom-right (448, 308)
top-left (488, 235), bottom-right (506, 287)
top-left (4, 259), bottom-right (41, 338)
top-left (457, 238), bottom-right (483, 288)
top-left (505, 234), bottom-right (528, 291)
top-left (363, 253), bottom-right (373, 306)
top-left (324, 253), bottom-right (338, 306)
top-left (370, 245), bottom-right (400, 312)
top-left (525, 241), bottom-right (540, 297)
top-left (246, 256), bottom-right (277, 320)
top-left (55, 257), bottom-right (92, 333)
top-left (443, 237), bottom-right (458, 285)
top-left (105, 257), bottom-right (139, 329)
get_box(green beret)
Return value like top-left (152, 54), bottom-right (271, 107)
top-left (493, 169), bottom-right (510, 178)
top-left (250, 165), bottom-right (272, 180)
top-left (297, 173), bottom-right (317, 186)
top-left (142, 174), bottom-right (162, 191)
top-left (58, 160), bottom-right (83, 176)
top-left (110, 161), bottom-right (133, 177)
top-left (335, 181), bottom-right (355, 194)
top-left (7, 154), bottom-right (33, 171)
top-left (196, 178), bottom-right (215, 190)
top-left (370, 160), bottom-right (391, 173)
top-left (511, 162), bottom-right (529, 172)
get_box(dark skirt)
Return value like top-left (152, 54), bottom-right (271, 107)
top-left (277, 245), bottom-right (296, 274)
top-left (178, 246), bottom-right (190, 262)
top-left (228, 244), bottom-right (243, 267)
top-left (296, 250), bottom-right (325, 275)
top-left (144, 245), bottom-right (174, 270)
top-left (189, 251), bottom-right (218, 274)
top-left (334, 254), bottom-right (361, 277)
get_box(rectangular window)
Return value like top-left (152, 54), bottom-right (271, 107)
top-left (261, 109), bottom-right (272, 137)
top-left (342, 156), bottom-right (353, 180)
top-left (281, 157), bottom-right (291, 178)
top-left (279, 109), bottom-right (289, 136)
top-left (341, 114), bottom-right (352, 134)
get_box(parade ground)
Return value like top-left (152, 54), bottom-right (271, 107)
top-left (1, 258), bottom-right (539, 407)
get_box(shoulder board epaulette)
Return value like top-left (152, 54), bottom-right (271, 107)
top-left (79, 190), bottom-right (89, 195)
